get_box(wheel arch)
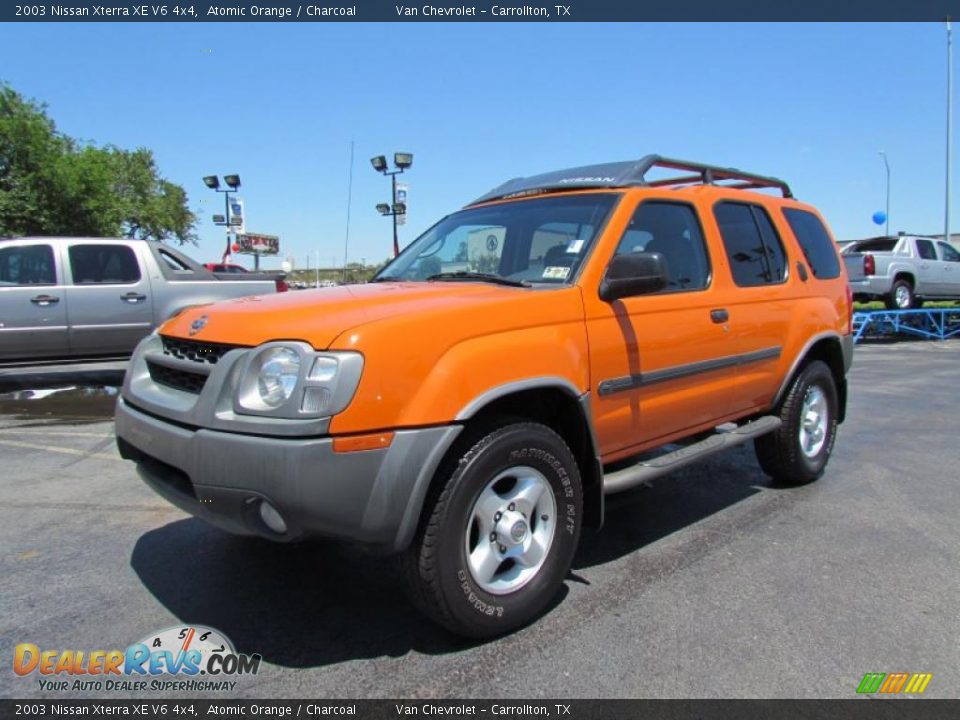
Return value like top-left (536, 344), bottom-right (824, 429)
top-left (455, 380), bottom-right (604, 530)
top-left (773, 334), bottom-right (848, 423)
top-left (892, 271), bottom-right (916, 287)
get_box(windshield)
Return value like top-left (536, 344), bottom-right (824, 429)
top-left (374, 193), bottom-right (620, 284)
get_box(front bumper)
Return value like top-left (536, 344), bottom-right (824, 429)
top-left (116, 400), bottom-right (461, 553)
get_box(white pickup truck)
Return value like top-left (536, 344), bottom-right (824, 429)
top-left (0, 236), bottom-right (285, 363)
top-left (842, 234), bottom-right (960, 309)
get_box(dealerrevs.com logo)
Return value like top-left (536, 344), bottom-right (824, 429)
top-left (13, 625), bottom-right (261, 693)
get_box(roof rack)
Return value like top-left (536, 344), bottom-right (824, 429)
top-left (469, 154), bottom-right (793, 205)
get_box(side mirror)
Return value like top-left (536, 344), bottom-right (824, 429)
top-left (599, 252), bottom-right (668, 302)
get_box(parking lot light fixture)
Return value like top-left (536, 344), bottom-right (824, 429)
top-left (376, 203), bottom-right (391, 215)
top-left (204, 174), bottom-right (242, 262)
top-left (371, 152), bottom-right (414, 256)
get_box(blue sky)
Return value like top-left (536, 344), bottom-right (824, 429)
top-left (0, 22), bottom-right (955, 268)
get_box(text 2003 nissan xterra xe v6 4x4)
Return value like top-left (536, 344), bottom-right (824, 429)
top-left (116, 155), bottom-right (853, 638)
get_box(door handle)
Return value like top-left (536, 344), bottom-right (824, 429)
top-left (121, 292), bottom-right (147, 303)
top-left (30, 294), bottom-right (59, 306)
top-left (710, 309), bottom-right (729, 324)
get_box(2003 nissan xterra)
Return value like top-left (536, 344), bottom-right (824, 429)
top-left (116, 155), bottom-right (853, 638)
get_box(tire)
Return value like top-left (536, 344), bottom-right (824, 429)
top-left (402, 421), bottom-right (582, 639)
top-left (885, 279), bottom-right (914, 310)
top-left (755, 360), bottom-right (838, 486)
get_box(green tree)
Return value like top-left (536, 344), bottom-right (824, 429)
top-left (0, 84), bottom-right (197, 243)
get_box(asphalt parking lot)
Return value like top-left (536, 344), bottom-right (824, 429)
top-left (1, 340), bottom-right (958, 699)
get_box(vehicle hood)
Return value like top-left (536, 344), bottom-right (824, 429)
top-left (161, 281), bottom-right (563, 349)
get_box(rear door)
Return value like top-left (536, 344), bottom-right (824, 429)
top-left (711, 201), bottom-right (793, 413)
top-left (63, 241), bottom-right (154, 356)
top-left (937, 242), bottom-right (960, 295)
top-left (914, 239), bottom-right (942, 294)
top-left (0, 241), bottom-right (69, 361)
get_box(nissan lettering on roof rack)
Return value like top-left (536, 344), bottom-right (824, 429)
top-left (471, 155), bottom-right (794, 204)
top-left (116, 153), bottom-right (851, 639)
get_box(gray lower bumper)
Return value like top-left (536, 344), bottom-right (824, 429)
top-left (842, 333), bottom-right (854, 372)
top-left (116, 397), bottom-right (461, 552)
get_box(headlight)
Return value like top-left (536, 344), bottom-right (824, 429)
top-left (234, 342), bottom-right (363, 419)
top-left (257, 348), bottom-right (301, 407)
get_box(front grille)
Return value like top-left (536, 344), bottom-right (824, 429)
top-left (160, 335), bottom-right (240, 365)
top-left (147, 360), bottom-right (208, 394)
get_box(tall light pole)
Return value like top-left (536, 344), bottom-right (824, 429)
top-left (203, 174), bottom-right (241, 263)
top-left (946, 18), bottom-right (954, 247)
top-left (371, 152), bottom-right (413, 257)
top-left (342, 141), bottom-right (355, 284)
top-left (879, 151), bottom-right (891, 236)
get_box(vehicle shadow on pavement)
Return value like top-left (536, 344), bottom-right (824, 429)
top-left (130, 522), bottom-right (468, 667)
top-left (129, 445), bottom-right (773, 666)
top-left (573, 444), bottom-right (772, 571)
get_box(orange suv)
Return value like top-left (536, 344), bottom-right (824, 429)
top-left (116, 155), bottom-right (853, 638)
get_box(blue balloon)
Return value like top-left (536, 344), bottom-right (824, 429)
top-left (872, 211), bottom-right (887, 225)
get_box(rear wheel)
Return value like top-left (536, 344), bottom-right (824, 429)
top-left (885, 279), bottom-right (914, 310)
top-left (755, 360), bottom-right (838, 486)
top-left (402, 421), bottom-right (582, 638)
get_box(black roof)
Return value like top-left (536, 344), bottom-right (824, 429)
top-left (469, 154), bottom-right (793, 206)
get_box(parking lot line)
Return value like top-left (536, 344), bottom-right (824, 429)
top-left (0, 429), bottom-right (114, 438)
top-left (0, 437), bottom-right (119, 460)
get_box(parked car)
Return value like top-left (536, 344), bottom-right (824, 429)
top-left (116, 155), bottom-right (853, 638)
top-left (842, 234), bottom-right (960, 309)
top-left (203, 262), bottom-right (249, 273)
top-left (0, 237), bottom-right (285, 363)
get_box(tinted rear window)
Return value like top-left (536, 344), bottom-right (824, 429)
top-left (916, 239), bottom-right (937, 260)
top-left (714, 202), bottom-right (787, 287)
top-left (782, 209), bottom-right (841, 279)
top-left (849, 238), bottom-right (897, 253)
top-left (69, 244), bottom-right (141, 284)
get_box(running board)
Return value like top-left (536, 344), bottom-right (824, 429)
top-left (602, 416), bottom-right (782, 495)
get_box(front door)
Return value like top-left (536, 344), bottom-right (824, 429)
top-left (585, 199), bottom-right (738, 461)
top-left (0, 242), bottom-right (69, 361)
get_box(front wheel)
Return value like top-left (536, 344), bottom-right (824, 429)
top-left (402, 422), bottom-right (582, 638)
top-left (755, 360), bottom-right (839, 486)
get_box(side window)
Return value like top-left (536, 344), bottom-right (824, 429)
top-left (612, 202), bottom-right (710, 291)
top-left (0, 244), bottom-right (56, 286)
top-left (916, 239), bottom-right (937, 261)
top-left (714, 202), bottom-right (788, 286)
top-left (782, 208), bottom-right (841, 279)
top-left (69, 244), bottom-right (141, 285)
top-left (158, 248), bottom-right (194, 273)
top-left (939, 242), bottom-right (960, 262)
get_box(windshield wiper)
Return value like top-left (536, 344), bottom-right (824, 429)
top-left (368, 276), bottom-right (395, 282)
top-left (426, 271), bottom-right (531, 288)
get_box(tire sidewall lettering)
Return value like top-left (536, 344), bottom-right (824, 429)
top-left (442, 428), bottom-right (582, 628)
